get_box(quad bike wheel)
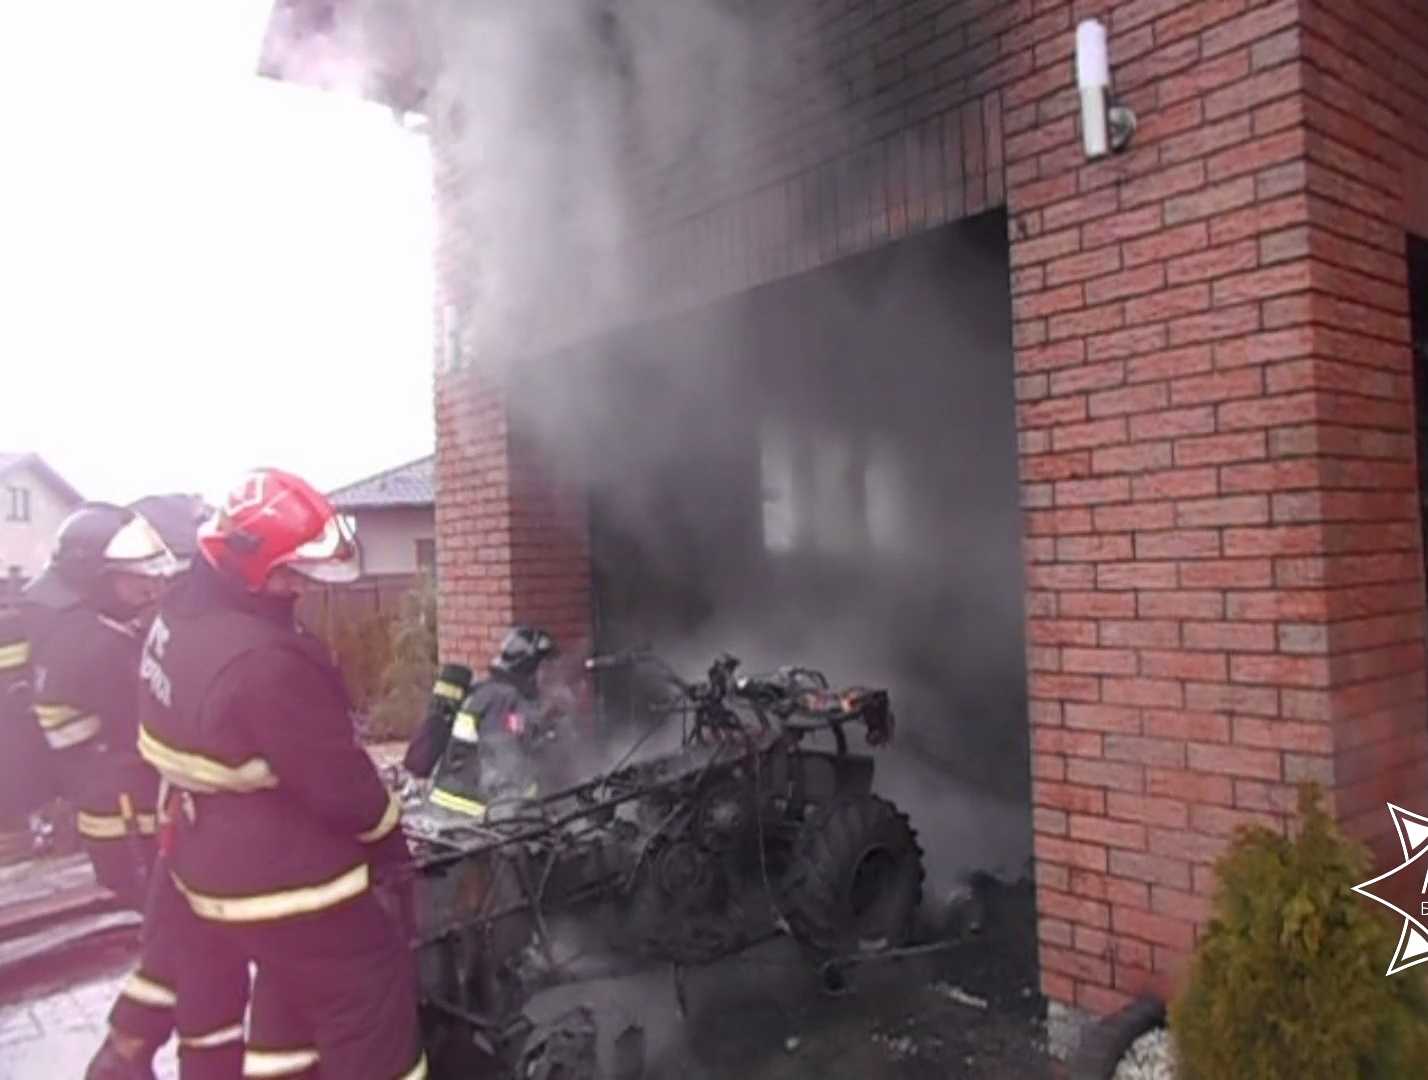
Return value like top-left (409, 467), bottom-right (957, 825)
top-left (514, 1007), bottom-right (600, 1080)
top-left (781, 794), bottom-right (924, 960)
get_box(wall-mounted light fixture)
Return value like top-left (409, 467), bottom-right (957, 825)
top-left (441, 304), bottom-right (464, 371)
top-left (1076, 19), bottom-right (1137, 159)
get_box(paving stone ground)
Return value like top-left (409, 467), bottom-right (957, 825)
top-left (0, 945), bottom-right (177, 1080)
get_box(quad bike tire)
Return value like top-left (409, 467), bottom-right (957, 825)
top-left (781, 794), bottom-right (925, 960)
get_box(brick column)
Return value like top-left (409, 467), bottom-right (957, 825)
top-left (430, 126), bottom-right (594, 669)
top-left (1003, 0), bottom-right (1428, 1016)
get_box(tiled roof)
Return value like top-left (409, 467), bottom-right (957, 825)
top-left (326, 455), bottom-right (434, 510)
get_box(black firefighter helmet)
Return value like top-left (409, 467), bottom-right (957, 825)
top-left (24, 502), bottom-right (180, 611)
top-left (491, 627), bottom-right (559, 681)
top-left (126, 493), bottom-right (211, 567)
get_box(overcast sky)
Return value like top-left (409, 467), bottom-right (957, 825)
top-left (0, 1), bottom-right (434, 505)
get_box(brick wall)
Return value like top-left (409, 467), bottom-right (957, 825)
top-left (1006, 0), bottom-right (1428, 1013)
top-left (428, 0), bottom-right (1428, 1018)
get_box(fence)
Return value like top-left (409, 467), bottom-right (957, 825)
top-left (295, 574), bottom-right (420, 641)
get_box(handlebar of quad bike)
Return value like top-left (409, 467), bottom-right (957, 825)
top-left (582, 648), bottom-right (895, 752)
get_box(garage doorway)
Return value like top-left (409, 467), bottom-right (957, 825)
top-left (513, 209), bottom-right (1034, 903)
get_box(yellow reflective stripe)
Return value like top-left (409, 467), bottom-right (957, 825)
top-left (242, 1048), bottom-right (321, 1077)
top-left (398, 1053), bottom-right (429, 1080)
top-left (0, 640), bottom-right (27, 670)
top-left (428, 786), bottom-right (486, 818)
top-left (44, 713), bottom-right (102, 749)
top-left (181, 1023), bottom-right (245, 1050)
top-left (173, 864), bottom-right (369, 923)
top-left (138, 725), bottom-right (278, 794)
top-left (433, 679), bottom-right (464, 701)
top-left (34, 703), bottom-right (83, 730)
top-left (121, 972), bottom-right (177, 1008)
top-left (358, 792), bottom-right (401, 843)
top-left (450, 711), bottom-right (479, 743)
top-left (77, 811), bottom-right (158, 839)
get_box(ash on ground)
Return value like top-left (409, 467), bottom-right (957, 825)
top-left (550, 877), bottom-right (1057, 1080)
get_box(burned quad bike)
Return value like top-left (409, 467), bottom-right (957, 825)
top-left (403, 651), bottom-right (926, 1080)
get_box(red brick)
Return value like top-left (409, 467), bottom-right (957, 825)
top-left (1149, 884), bottom-right (1214, 927)
top-left (1065, 703), bottom-right (1143, 735)
top-left (1173, 431), bottom-right (1267, 467)
top-left (1146, 768), bottom-right (1235, 806)
top-left (1067, 758), bottom-right (1148, 793)
top-left (1095, 502), bottom-right (1178, 532)
top-left (1097, 561), bottom-right (1179, 590)
top-left (1137, 591), bottom-right (1226, 619)
top-left (1138, 650), bottom-right (1229, 684)
top-left (1035, 780), bottom-right (1109, 815)
top-left (1185, 742), bottom-right (1283, 781)
top-left (1182, 620), bottom-right (1276, 652)
top-left (1036, 834), bottom-right (1112, 873)
top-left (1147, 826), bottom-right (1234, 865)
top-left (1125, 283), bottom-right (1213, 324)
top-left (1093, 440), bottom-right (1175, 474)
top-left (1184, 681), bottom-right (1281, 716)
top-left (1105, 732), bottom-right (1190, 769)
top-left (1134, 529), bottom-right (1220, 560)
top-left (1102, 677), bottom-right (1185, 709)
top-left (1176, 494), bottom-right (1269, 528)
top-left (1039, 887), bottom-right (1112, 930)
top-left (1188, 804), bottom-right (1283, 838)
top-left (1130, 467), bottom-right (1218, 501)
top-left (1122, 222), bottom-right (1209, 267)
top-left (1229, 653), bottom-right (1332, 688)
top-left (1107, 791), bottom-right (1191, 829)
top-left (1144, 709), bottom-right (1232, 743)
top-left (1108, 849), bottom-right (1192, 891)
top-left (1113, 906), bottom-right (1197, 952)
top-left (1126, 344), bottom-right (1214, 385)
top-left (1069, 812), bottom-right (1149, 852)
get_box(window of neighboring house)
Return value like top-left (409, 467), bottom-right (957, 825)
top-left (415, 538), bottom-right (436, 571)
top-left (5, 486), bottom-right (30, 524)
top-left (760, 422), bottom-right (905, 556)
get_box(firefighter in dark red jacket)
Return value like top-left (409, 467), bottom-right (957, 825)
top-left (137, 467), bottom-right (425, 1080)
top-left (85, 493), bottom-right (253, 1080)
top-left (21, 504), bottom-right (182, 900)
top-left (16, 504), bottom-right (198, 1080)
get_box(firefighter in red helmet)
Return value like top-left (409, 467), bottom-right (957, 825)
top-left (136, 468), bottom-right (425, 1080)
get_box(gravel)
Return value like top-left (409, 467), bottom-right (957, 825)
top-left (1112, 1028), bottom-right (1176, 1080)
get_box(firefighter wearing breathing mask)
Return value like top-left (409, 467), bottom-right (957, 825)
top-left (408, 626), bottom-right (564, 821)
top-left (135, 467), bottom-right (425, 1080)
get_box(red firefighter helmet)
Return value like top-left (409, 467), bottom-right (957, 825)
top-left (197, 468), bottom-right (360, 590)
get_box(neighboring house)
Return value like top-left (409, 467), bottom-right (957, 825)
top-left (326, 455), bottom-right (435, 578)
top-left (0, 453), bottom-right (84, 582)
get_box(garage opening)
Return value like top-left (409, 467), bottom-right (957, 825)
top-left (511, 208), bottom-right (1037, 1012)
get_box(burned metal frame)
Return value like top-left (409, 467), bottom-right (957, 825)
top-left (404, 649), bottom-right (921, 1077)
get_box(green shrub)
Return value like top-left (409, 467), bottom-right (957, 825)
top-left (321, 603), bottom-right (396, 715)
top-left (1172, 784), bottom-right (1428, 1079)
top-left (364, 574), bottom-right (440, 742)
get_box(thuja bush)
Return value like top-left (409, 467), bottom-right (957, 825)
top-left (1171, 784), bottom-right (1428, 1079)
top-left (364, 574), bottom-right (439, 742)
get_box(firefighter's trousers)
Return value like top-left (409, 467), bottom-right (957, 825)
top-left (108, 862), bottom-right (252, 1078)
top-left (197, 890), bottom-right (425, 1080)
